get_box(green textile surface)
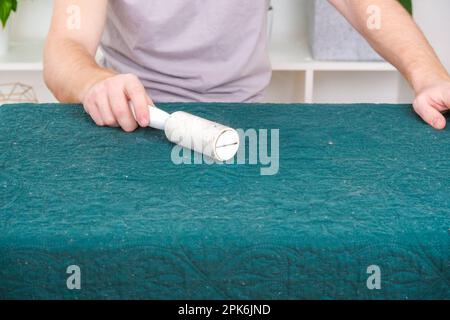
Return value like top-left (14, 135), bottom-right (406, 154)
top-left (0, 103), bottom-right (448, 300)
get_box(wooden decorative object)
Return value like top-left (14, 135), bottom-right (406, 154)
top-left (0, 82), bottom-right (38, 104)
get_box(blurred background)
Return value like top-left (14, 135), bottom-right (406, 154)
top-left (0, 0), bottom-right (449, 104)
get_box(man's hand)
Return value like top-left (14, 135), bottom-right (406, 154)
top-left (330, 0), bottom-right (450, 130)
top-left (45, 0), bottom-right (153, 132)
top-left (413, 80), bottom-right (450, 130)
top-left (81, 73), bottom-right (152, 132)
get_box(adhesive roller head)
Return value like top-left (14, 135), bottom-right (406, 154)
top-left (132, 104), bottom-right (240, 161)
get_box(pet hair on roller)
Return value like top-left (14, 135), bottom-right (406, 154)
top-left (132, 104), bottom-right (240, 161)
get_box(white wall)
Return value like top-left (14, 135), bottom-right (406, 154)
top-left (10, 0), bottom-right (52, 41)
top-left (413, 0), bottom-right (450, 71)
top-left (269, 0), bottom-right (450, 69)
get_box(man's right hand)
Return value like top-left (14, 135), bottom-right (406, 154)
top-left (44, 1), bottom-right (152, 133)
top-left (80, 73), bottom-right (153, 132)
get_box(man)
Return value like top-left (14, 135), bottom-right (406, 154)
top-left (44, 0), bottom-right (450, 132)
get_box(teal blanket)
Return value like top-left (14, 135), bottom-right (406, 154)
top-left (0, 103), bottom-right (448, 299)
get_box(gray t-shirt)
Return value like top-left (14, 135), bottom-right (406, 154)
top-left (101, 0), bottom-right (272, 103)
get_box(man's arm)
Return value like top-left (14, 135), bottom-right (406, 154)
top-left (44, 0), bottom-right (150, 132)
top-left (329, 0), bottom-right (450, 129)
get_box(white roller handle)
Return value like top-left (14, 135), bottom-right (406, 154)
top-left (148, 105), bottom-right (170, 130)
top-left (129, 103), bottom-right (170, 130)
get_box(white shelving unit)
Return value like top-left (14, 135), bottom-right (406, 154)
top-left (0, 38), bottom-right (398, 103)
top-left (0, 41), bottom-right (44, 71)
top-left (269, 39), bottom-right (396, 102)
top-left (0, 41), bottom-right (53, 103)
top-left (270, 40), bottom-right (395, 72)
top-left (1, 39), bottom-right (397, 73)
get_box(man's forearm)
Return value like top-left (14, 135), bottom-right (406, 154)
top-left (330, 0), bottom-right (450, 92)
top-left (44, 38), bottom-right (115, 103)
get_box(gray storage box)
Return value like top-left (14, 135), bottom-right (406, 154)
top-left (308, 0), bottom-right (383, 61)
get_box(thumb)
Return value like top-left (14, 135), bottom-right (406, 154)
top-left (414, 97), bottom-right (447, 130)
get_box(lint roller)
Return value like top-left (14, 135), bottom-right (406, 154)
top-left (133, 105), bottom-right (240, 161)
